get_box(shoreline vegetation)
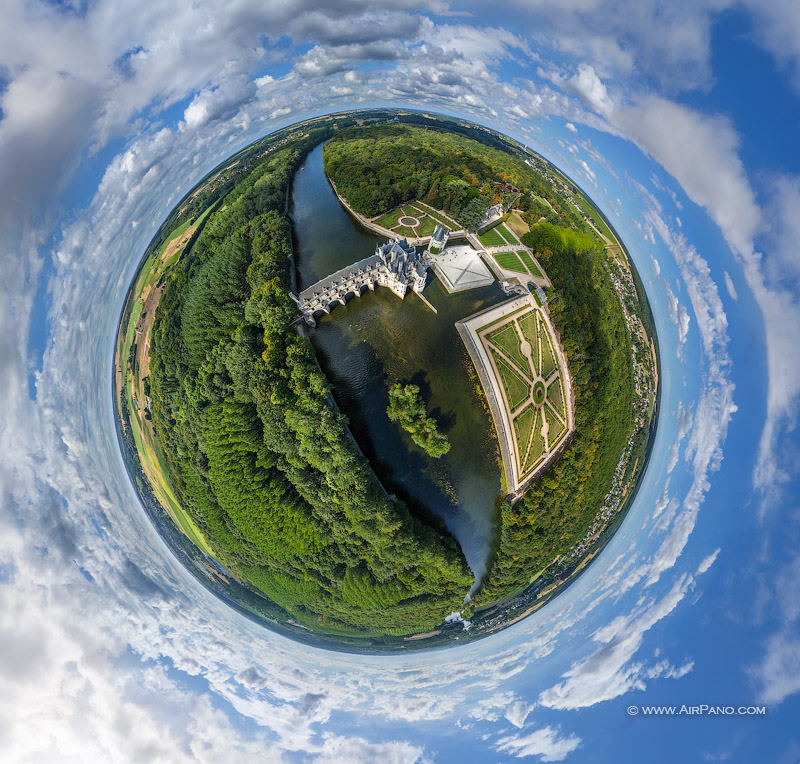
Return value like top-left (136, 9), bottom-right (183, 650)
top-left (386, 383), bottom-right (451, 458)
top-left (114, 109), bottom-right (659, 650)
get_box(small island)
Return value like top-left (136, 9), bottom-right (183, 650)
top-left (387, 383), bottom-right (451, 458)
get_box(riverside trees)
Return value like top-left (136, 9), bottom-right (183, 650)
top-left (387, 383), bottom-right (451, 458)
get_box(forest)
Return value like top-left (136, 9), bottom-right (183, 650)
top-left (147, 133), bottom-right (472, 637)
top-left (322, 124), bottom-right (591, 232)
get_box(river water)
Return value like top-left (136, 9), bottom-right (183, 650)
top-left (290, 143), bottom-right (506, 587)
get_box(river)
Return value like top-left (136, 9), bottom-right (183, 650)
top-left (290, 142), bottom-right (506, 589)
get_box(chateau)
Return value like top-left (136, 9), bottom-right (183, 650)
top-left (293, 239), bottom-right (428, 326)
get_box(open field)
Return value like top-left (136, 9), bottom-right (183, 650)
top-left (506, 210), bottom-right (530, 238)
top-left (116, 204), bottom-right (218, 559)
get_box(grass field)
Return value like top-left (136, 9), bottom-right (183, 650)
top-left (547, 376), bottom-right (564, 412)
top-left (518, 312), bottom-right (540, 370)
top-left (506, 210), bottom-right (530, 238)
top-left (493, 351), bottom-right (531, 411)
top-left (518, 251), bottom-right (543, 277)
top-left (513, 406), bottom-right (537, 462)
top-left (394, 225), bottom-right (416, 237)
top-left (493, 251), bottom-right (527, 273)
top-left (525, 418), bottom-right (546, 470)
top-left (375, 208), bottom-right (404, 228)
top-left (478, 227), bottom-right (506, 247)
top-left (540, 332), bottom-right (557, 379)
top-left (571, 191), bottom-right (615, 241)
top-left (413, 201), bottom-right (459, 228)
top-left (545, 406), bottom-right (566, 447)
top-left (488, 323), bottom-right (530, 374)
top-left (118, 213), bottom-right (219, 560)
top-left (416, 216), bottom-right (437, 236)
top-left (495, 222), bottom-right (517, 244)
top-left (476, 303), bottom-right (572, 486)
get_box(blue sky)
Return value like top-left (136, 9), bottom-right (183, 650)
top-left (1, 1), bottom-right (799, 762)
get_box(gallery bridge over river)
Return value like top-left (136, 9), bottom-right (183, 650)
top-left (291, 239), bottom-right (428, 327)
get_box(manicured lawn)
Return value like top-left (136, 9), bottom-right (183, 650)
top-left (493, 251), bottom-right (527, 273)
top-left (518, 250), bottom-right (543, 277)
top-left (518, 311), bottom-right (540, 373)
top-left (416, 216), bottom-right (437, 237)
top-left (495, 222), bottom-right (517, 245)
top-left (540, 332), bottom-right (557, 378)
top-left (545, 406), bottom-right (566, 448)
top-left (375, 208), bottom-right (404, 228)
top-left (513, 406), bottom-right (537, 462)
top-left (413, 201), bottom-right (458, 228)
top-left (394, 225), bottom-right (417, 237)
top-left (493, 351), bottom-right (531, 411)
top-left (478, 227), bottom-right (506, 247)
top-left (487, 323), bottom-right (530, 375)
top-left (547, 377), bottom-right (565, 417)
top-left (524, 417), bottom-right (545, 471)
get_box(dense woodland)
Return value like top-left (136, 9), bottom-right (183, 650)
top-left (148, 133), bottom-right (472, 637)
top-left (471, 222), bottom-right (634, 606)
top-left (323, 124), bottom-right (588, 232)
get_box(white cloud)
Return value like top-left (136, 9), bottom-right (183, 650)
top-left (183, 76), bottom-right (257, 129)
top-left (567, 63), bottom-right (614, 116)
top-left (565, 121), bottom-right (577, 133)
top-left (723, 271), bottom-right (738, 301)
top-left (496, 726), bottom-right (581, 761)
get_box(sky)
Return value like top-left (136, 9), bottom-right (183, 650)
top-left (1, 1), bottom-right (799, 762)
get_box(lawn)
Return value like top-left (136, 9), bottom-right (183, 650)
top-left (545, 406), bottom-right (566, 448)
top-left (375, 208), bottom-right (404, 228)
top-left (540, 332), bottom-right (557, 378)
top-left (394, 225), bottom-right (417, 237)
top-left (506, 210), bottom-right (530, 238)
top-left (547, 377), bottom-right (565, 416)
top-left (518, 251), bottom-right (543, 277)
top-left (524, 417), bottom-right (546, 472)
top-left (416, 216), bottom-right (438, 237)
top-left (493, 351), bottom-right (531, 411)
top-left (478, 227), bottom-right (506, 247)
top-left (518, 311), bottom-right (540, 373)
top-left (411, 201), bottom-right (458, 228)
top-left (493, 251), bottom-right (527, 273)
top-left (513, 406), bottom-right (537, 462)
top-left (487, 323), bottom-right (530, 375)
top-left (495, 222), bottom-right (518, 245)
